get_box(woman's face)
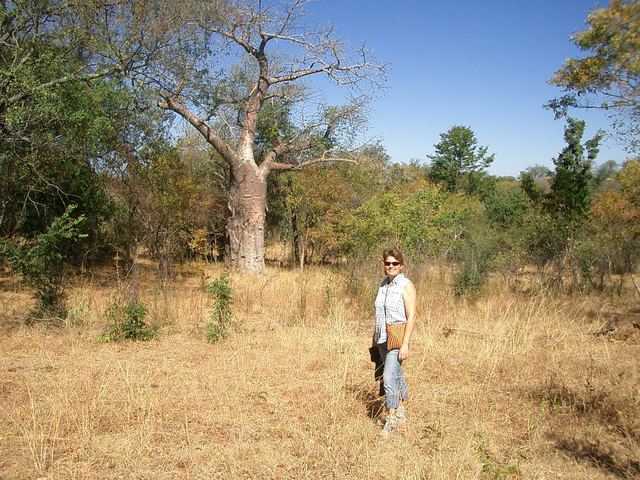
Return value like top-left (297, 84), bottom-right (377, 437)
top-left (384, 255), bottom-right (403, 280)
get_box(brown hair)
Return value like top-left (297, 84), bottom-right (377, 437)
top-left (382, 248), bottom-right (405, 265)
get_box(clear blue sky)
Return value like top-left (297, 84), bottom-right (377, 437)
top-left (305, 0), bottom-right (630, 177)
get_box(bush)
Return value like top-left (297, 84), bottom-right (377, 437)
top-left (450, 213), bottom-right (496, 298)
top-left (205, 274), bottom-right (233, 343)
top-left (453, 261), bottom-right (487, 298)
top-left (341, 181), bottom-right (481, 259)
top-left (100, 302), bottom-right (158, 342)
top-left (1, 205), bottom-right (86, 321)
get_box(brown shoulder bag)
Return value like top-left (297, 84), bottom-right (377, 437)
top-left (386, 323), bottom-right (406, 351)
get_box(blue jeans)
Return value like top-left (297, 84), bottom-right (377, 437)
top-left (377, 342), bottom-right (409, 409)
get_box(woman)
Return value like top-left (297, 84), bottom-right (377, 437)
top-left (373, 248), bottom-right (417, 437)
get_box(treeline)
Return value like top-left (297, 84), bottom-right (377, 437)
top-left (267, 122), bottom-right (639, 297)
top-left (2, 103), bottom-right (638, 311)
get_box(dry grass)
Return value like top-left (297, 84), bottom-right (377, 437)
top-left (0, 261), bottom-right (639, 479)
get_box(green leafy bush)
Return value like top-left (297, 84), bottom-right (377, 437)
top-left (100, 302), bottom-right (158, 342)
top-left (1, 205), bottom-right (86, 321)
top-left (205, 274), bottom-right (233, 343)
top-left (451, 216), bottom-right (496, 298)
top-left (453, 261), bottom-right (487, 298)
top-left (342, 182), bottom-right (479, 259)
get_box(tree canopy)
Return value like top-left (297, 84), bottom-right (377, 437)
top-left (427, 125), bottom-right (495, 194)
top-left (0, 0), bottom-right (638, 305)
top-left (548, 118), bottom-right (603, 220)
top-left (548, 0), bottom-right (640, 153)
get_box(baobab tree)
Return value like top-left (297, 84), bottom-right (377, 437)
top-left (74, 0), bottom-right (386, 274)
top-left (165, 1), bottom-right (385, 274)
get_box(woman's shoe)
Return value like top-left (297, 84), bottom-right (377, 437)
top-left (395, 405), bottom-right (406, 423)
top-left (379, 414), bottom-right (400, 438)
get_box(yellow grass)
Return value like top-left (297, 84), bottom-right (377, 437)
top-left (0, 262), bottom-right (638, 479)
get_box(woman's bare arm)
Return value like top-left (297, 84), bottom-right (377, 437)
top-left (399, 281), bottom-right (417, 361)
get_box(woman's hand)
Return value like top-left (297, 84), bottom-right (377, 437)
top-left (398, 344), bottom-right (409, 361)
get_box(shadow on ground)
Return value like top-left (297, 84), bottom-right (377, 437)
top-left (553, 435), bottom-right (640, 479)
top-left (347, 382), bottom-right (385, 421)
top-left (526, 375), bottom-right (640, 479)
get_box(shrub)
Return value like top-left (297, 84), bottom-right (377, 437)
top-left (1, 205), bottom-right (86, 321)
top-left (100, 302), bottom-right (158, 342)
top-left (341, 181), bottom-right (480, 259)
top-left (451, 214), bottom-right (495, 298)
top-left (453, 261), bottom-right (487, 298)
top-left (205, 274), bottom-right (233, 343)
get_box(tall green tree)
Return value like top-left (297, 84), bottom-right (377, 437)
top-left (547, 118), bottom-right (603, 221)
top-left (427, 125), bottom-right (495, 194)
top-left (518, 119), bottom-right (603, 286)
top-left (0, 65), bottom-right (123, 244)
top-left (0, 0), bottom-right (164, 243)
top-left (0, 0), bottom-right (127, 146)
top-left (548, 0), bottom-right (640, 153)
top-left (0, 0), bottom-right (181, 305)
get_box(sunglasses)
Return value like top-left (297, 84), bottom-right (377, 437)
top-left (384, 261), bottom-right (401, 267)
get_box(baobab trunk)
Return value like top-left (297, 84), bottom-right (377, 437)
top-left (225, 163), bottom-right (267, 275)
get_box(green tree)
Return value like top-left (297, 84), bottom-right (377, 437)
top-left (0, 78), bottom-right (128, 237)
top-left (427, 126), bottom-right (495, 194)
top-left (484, 179), bottom-right (531, 230)
top-left (517, 119), bottom-right (603, 286)
top-left (0, 1), bottom-right (166, 257)
top-left (0, 0), bottom-right (127, 147)
top-left (547, 118), bottom-right (603, 221)
top-left (482, 179), bottom-right (535, 286)
top-left (548, 0), bottom-right (640, 153)
top-left (342, 179), bottom-right (482, 260)
top-left (267, 143), bottom-right (389, 267)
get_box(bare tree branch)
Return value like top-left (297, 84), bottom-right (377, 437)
top-left (158, 96), bottom-right (237, 167)
top-left (267, 155), bottom-right (357, 172)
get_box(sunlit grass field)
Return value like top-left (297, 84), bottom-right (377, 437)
top-left (1, 260), bottom-right (638, 479)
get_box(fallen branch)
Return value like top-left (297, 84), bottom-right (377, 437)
top-left (442, 326), bottom-right (486, 339)
top-left (442, 325), bottom-right (556, 342)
